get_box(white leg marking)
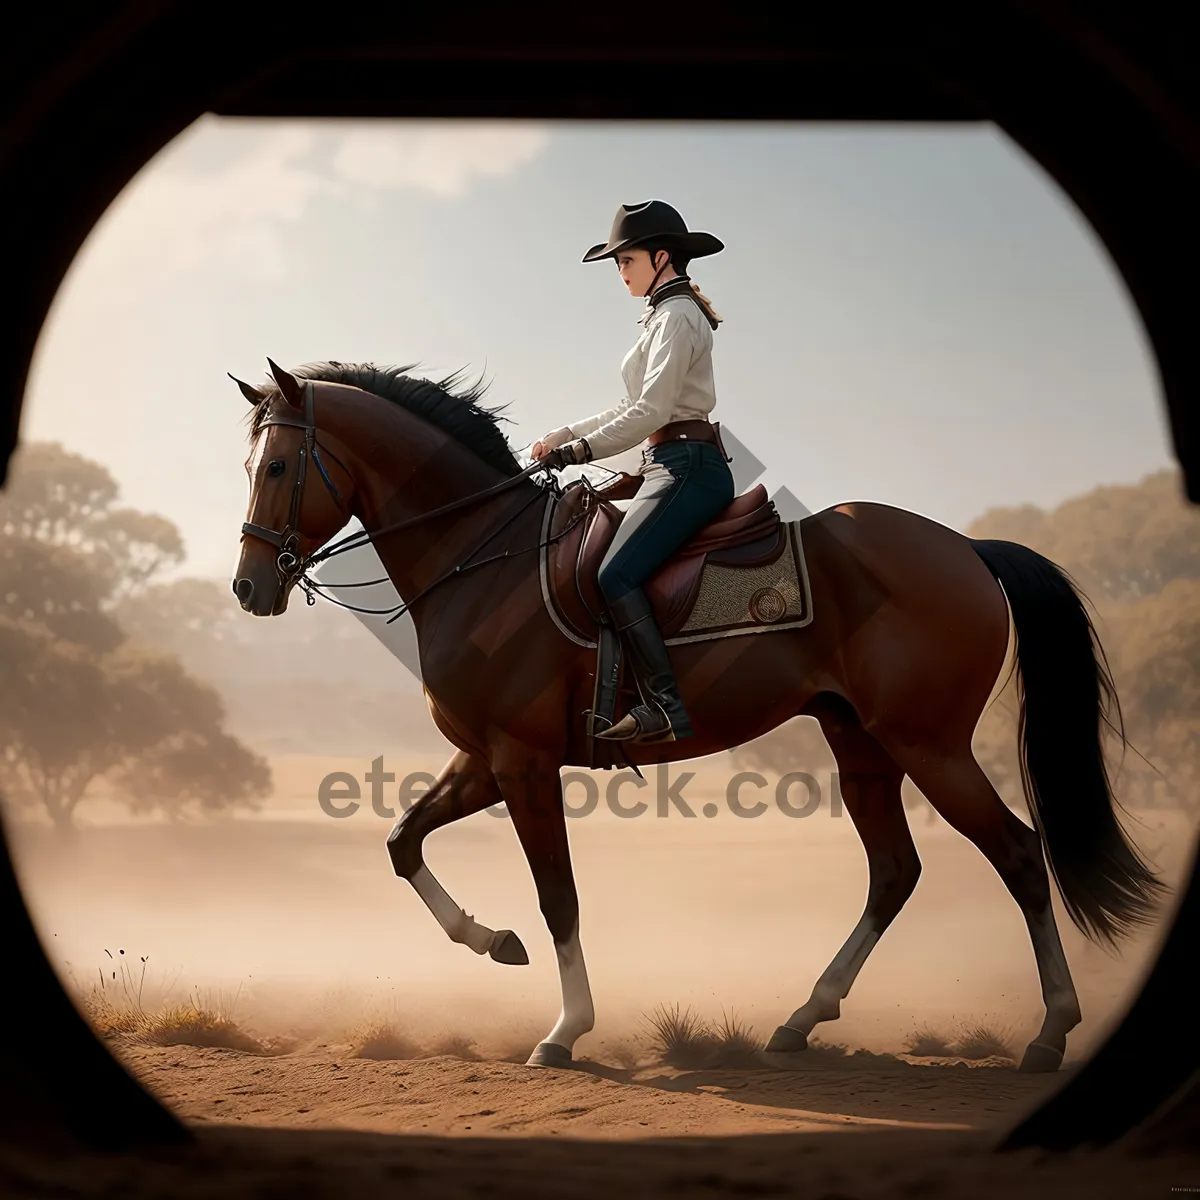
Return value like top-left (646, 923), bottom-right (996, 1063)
top-left (409, 864), bottom-right (496, 955)
top-left (544, 924), bottom-right (595, 1053)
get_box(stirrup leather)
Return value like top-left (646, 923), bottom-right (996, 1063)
top-left (585, 617), bottom-right (622, 738)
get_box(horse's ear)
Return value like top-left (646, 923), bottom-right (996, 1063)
top-left (267, 358), bottom-right (304, 409)
top-left (228, 373), bottom-right (266, 406)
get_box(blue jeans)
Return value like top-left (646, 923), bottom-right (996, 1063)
top-left (597, 440), bottom-right (736, 603)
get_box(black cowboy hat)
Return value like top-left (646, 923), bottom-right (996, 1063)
top-left (582, 200), bottom-right (724, 263)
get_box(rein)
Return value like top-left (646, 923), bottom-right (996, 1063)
top-left (242, 380), bottom-right (584, 621)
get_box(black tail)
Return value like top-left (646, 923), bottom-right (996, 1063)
top-left (971, 539), bottom-right (1165, 946)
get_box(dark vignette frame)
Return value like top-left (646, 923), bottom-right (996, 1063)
top-left (0, 1), bottom-right (1196, 1155)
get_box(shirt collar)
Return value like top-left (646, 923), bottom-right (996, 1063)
top-left (637, 274), bottom-right (693, 324)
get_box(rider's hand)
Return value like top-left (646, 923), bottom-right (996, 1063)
top-left (531, 428), bottom-right (574, 462)
top-left (536, 439), bottom-right (591, 471)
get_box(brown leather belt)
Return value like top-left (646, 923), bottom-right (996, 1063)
top-left (647, 419), bottom-right (731, 462)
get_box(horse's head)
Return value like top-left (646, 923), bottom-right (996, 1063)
top-left (232, 361), bottom-right (354, 616)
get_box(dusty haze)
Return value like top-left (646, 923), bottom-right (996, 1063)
top-left (8, 751), bottom-right (1191, 1068)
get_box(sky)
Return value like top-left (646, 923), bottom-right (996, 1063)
top-left (21, 116), bottom-right (1173, 582)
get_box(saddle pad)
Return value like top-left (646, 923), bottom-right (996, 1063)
top-left (665, 519), bottom-right (813, 645)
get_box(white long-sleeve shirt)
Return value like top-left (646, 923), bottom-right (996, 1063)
top-left (544, 294), bottom-right (717, 462)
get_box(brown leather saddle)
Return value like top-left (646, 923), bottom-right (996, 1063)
top-left (545, 473), bottom-right (786, 642)
top-left (544, 471), bottom-right (788, 768)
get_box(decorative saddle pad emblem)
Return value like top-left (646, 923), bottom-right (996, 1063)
top-left (749, 585), bottom-right (788, 624)
top-left (671, 524), bottom-right (812, 642)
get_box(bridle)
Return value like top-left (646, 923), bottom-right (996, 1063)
top-left (240, 379), bottom-right (583, 619)
top-left (241, 380), bottom-right (350, 589)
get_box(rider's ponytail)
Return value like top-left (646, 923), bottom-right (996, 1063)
top-left (687, 280), bottom-right (723, 327)
top-left (649, 246), bottom-right (723, 327)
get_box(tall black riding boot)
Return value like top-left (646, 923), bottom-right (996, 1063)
top-left (595, 588), bottom-right (694, 743)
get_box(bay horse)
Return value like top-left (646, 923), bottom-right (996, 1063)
top-left (231, 359), bottom-right (1163, 1073)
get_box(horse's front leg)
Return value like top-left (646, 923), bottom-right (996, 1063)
top-left (387, 749), bottom-right (529, 965)
top-left (491, 743), bottom-right (594, 1069)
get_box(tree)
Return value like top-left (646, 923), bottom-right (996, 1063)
top-left (0, 618), bottom-right (270, 829)
top-left (0, 442), bottom-right (271, 829)
top-left (968, 468), bottom-right (1200, 603)
top-left (0, 536), bottom-right (123, 651)
top-left (0, 441), bottom-right (183, 599)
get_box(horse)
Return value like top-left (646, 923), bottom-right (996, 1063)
top-left (230, 358), bottom-right (1163, 1073)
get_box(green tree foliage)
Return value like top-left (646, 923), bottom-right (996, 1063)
top-left (732, 469), bottom-right (1200, 815)
top-left (0, 442), bottom-right (270, 829)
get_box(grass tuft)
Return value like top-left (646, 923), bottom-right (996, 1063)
top-left (143, 1005), bottom-right (286, 1054)
top-left (709, 1009), bottom-right (761, 1067)
top-left (904, 1025), bottom-right (955, 1057)
top-left (72, 953), bottom-right (286, 1054)
top-left (953, 1022), bottom-right (1017, 1061)
top-left (642, 1004), bottom-right (764, 1069)
top-left (643, 1003), bottom-right (718, 1068)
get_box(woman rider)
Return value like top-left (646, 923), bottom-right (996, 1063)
top-left (531, 201), bottom-right (736, 745)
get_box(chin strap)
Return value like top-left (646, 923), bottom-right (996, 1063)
top-left (643, 250), bottom-right (673, 303)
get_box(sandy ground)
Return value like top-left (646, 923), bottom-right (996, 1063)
top-left (4, 1042), bottom-right (1196, 1198)
top-left (4, 754), bottom-right (1196, 1196)
top-left (116, 1041), bottom-right (1057, 1136)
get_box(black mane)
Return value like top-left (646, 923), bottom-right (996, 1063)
top-left (250, 361), bottom-right (522, 478)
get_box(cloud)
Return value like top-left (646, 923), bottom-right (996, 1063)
top-left (329, 122), bottom-right (549, 197)
top-left (58, 117), bottom-right (550, 306)
top-left (69, 123), bottom-right (338, 301)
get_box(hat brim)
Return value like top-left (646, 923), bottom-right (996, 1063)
top-left (582, 231), bottom-right (724, 263)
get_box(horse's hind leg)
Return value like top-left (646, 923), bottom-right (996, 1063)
top-left (387, 749), bottom-right (529, 966)
top-left (883, 741), bottom-right (1081, 1073)
top-left (766, 703), bottom-right (919, 1052)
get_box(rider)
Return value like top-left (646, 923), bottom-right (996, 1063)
top-left (532, 201), bottom-right (736, 744)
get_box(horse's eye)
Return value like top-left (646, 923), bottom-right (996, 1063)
top-left (267, 460), bottom-right (286, 477)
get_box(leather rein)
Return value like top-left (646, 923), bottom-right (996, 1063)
top-left (241, 380), bottom-right (581, 621)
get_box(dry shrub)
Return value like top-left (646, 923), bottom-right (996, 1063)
top-left (643, 1004), bottom-right (763, 1069)
top-left (72, 952), bottom-right (285, 1054)
top-left (143, 1005), bottom-right (279, 1054)
top-left (709, 1009), bottom-right (761, 1067)
top-left (904, 1025), bottom-right (954, 1057)
top-left (352, 1020), bottom-right (424, 1061)
top-left (644, 1003), bottom-right (717, 1068)
top-left (82, 992), bottom-right (150, 1038)
top-left (953, 1022), bottom-right (1016, 1061)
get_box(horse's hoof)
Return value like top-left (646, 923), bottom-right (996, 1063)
top-left (526, 1042), bottom-right (574, 1069)
top-left (764, 1024), bottom-right (808, 1053)
top-left (488, 930), bottom-right (529, 966)
top-left (1018, 1041), bottom-right (1063, 1073)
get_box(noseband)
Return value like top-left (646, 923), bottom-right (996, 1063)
top-left (241, 380), bottom-right (347, 587)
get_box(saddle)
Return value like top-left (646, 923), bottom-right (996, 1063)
top-left (542, 471), bottom-right (808, 770)
top-left (545, 473), bottom-right (786, 641)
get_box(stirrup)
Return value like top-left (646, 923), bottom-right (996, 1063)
top-left (596, 700), bottom-right (684, 744)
